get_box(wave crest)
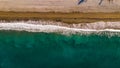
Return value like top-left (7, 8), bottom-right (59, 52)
top-left (0, 20), bottom-right (120, 36)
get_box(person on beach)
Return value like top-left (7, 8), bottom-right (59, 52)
top-left (99, 0), bottom-right (114, 5)
top-left (78, 0), bottom-right (87, 5)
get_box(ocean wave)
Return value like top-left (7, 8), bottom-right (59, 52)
top-left (1, 20), bottom-right (120, 29)
top-left (0, 21), bottom-right (120, 36)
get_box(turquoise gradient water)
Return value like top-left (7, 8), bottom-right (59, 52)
top-left (0, 30), bottom-right (120, 68)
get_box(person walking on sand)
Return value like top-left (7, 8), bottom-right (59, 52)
top-left (99, 0), bottom-right (103, 5)
top-left (78, 0), bottom-right (87, 5)
top-left (99, 0), bottom-right (114, 5)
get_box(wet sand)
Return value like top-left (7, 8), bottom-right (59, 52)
top-left (0, 12), bottom-right (120, 24)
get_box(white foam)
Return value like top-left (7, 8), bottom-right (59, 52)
top-left (0, 21), bottom-right (120, 37)
top-left (0, 21), bottom-right (120, 34)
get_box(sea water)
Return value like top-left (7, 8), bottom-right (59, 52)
top-left (0, 30), bottom-right (120, 68)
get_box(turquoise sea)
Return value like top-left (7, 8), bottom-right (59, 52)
top-left (0, 30), bottom-right (120, 68)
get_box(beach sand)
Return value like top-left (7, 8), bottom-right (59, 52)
top-left (0, 12), bottom-right (120, 24)
top-left (0, 0), bottom-right (120, 24)
top-left (0, 0), bottom-right (120, 12)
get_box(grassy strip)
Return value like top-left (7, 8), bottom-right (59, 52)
top-left (0, 11), bottom-right (120, 24)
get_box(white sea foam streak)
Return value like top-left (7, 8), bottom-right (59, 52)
top-left (0, 21), bottom-right (120, 35)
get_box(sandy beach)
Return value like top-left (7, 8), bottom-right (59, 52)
top-left (0, 0), bottom-right (120, 12)
top-left (0, 12), bottom-right (120, 24)
top-left (0, 0), bottom-right (120, 31)
top-left (0, 0), bottom-right (120, 24)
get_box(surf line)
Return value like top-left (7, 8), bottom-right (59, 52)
top-left (0, 23), bottom-right (120, 33)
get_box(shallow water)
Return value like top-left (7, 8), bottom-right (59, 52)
top-left (0, 30), bottom-right (120, 68)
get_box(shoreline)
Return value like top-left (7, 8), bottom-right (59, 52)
top-left (0, 11), bottom-right (120, 35)
top-left (0, 20), bottom-right (120, 29)
top-left (0, 21), bottom-right (120, 36)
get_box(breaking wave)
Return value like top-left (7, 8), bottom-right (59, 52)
top-left (0, 20), bottom-right (120, 36)
top-left (0, 21), bottom-right (120, 68)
